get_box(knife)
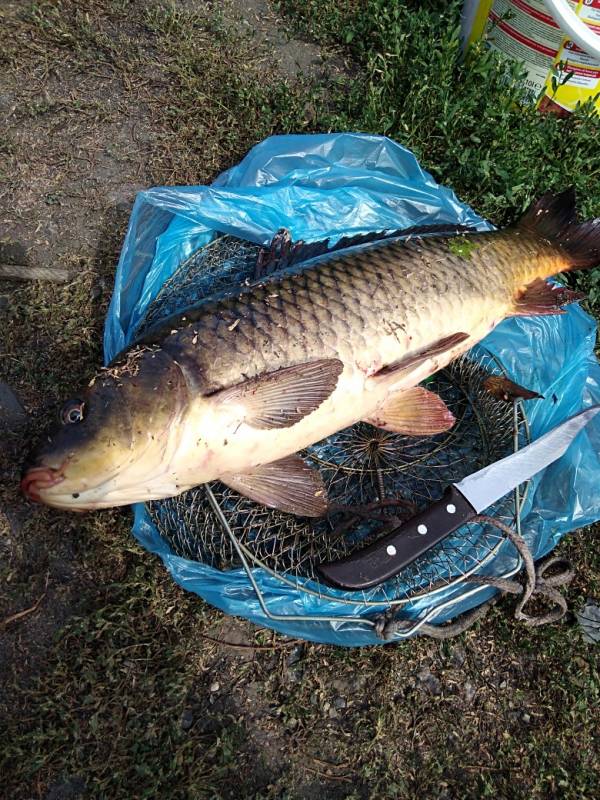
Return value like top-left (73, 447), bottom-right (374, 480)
top-left (318, 405), bottom-right (600, 591)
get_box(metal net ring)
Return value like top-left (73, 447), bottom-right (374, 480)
top-left (138, 234), bottom-right (530, 607)
top-left (149, 353), bottom-right (530, 605)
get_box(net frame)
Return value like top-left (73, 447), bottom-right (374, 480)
top-left (139, 235), bottom-right (531, 638)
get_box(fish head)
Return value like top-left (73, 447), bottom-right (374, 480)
top-left (21, 347), bottom-right (190, 510)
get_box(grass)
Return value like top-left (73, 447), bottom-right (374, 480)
top-left (279, 1), bottom-right (600, 209)
top-left (0, 1), bottom-right (599, 798)
top-left (279, 0), bottom-right (600, 303)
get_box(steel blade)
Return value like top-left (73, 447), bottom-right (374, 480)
top-left (455, 405), bottom-right (600, 513)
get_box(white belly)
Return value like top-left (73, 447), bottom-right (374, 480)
top-left (172, 327), bottom-right (488, 489)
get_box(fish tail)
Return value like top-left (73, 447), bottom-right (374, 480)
top-left (518, 187), bottom-right (600, 271)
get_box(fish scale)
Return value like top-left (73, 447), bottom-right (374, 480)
top-left (146, 229), bottom-right (559, 395)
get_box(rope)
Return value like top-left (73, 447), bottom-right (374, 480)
top-left (0, 263), bottom-right (70, 282)
top-left (376, 515), bottom-right (575, 640)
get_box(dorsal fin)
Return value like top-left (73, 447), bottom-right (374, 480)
top-left (256, 222), bottom-right (477, 276)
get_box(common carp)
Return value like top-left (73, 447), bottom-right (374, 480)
top-left (21, 189), bottom-right (600, 514)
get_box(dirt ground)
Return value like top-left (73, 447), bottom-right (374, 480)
top-left (0, 2), bottom-right (598, 799)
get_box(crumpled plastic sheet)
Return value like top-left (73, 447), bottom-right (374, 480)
top-left (105, 133), bottom-right (600, 646)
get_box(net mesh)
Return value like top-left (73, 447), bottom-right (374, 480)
top-left (135, 234), bottom-right (528, 605)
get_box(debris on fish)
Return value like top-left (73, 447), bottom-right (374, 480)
top-left (21, 189), bottom-right (600, 516)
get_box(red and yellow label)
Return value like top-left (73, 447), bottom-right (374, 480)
top-left (466, 0), bottom-right (600, 114)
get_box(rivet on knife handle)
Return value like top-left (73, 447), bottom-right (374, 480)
top-left (317, 486), bottom-right (476, 591)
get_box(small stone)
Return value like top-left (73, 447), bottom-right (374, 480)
top-left (351, 674), bottom-right (367, 691)
top-left (285, 665), bottom-right (303, 684)
top-left (463, 681), bottom-right (476, 704)
top-left (196, 716), bottom-right (218, 735)
top-left (44, 776), bottom-right (86, 800)
top-left (333, 696), bottom-right (346, 709)
top-left (245, 681), bottom-right (261, 704)
top-left (180, 708), bottom-right (194, 731)
top-left (449, 644), bottom-right (466, 668)
top-left (286, 643), bottom-right (305, 666)
top-left (417, 667), bottom-right (441, 696)
top-left (522, 712), bottom-right (531, 724)
top-left (0, 240), bottom-right (27, 265)
top-left (576, 601), bottom-right (600, 643)
top-left (0, 381), bottom-right (26, 426)
top-left (331, 679), bottom-right (348, 692)
top-left (209, 681), bottom-right (220, 693)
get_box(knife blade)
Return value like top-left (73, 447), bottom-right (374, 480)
top-left (318, 405), bottom-right (600, 591)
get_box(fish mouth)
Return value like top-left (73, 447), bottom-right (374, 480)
top-left (21, 464), bottom-right (66, 503)
top-left (20, 463), bottom-right (103, 512)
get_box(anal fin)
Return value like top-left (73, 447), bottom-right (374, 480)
top-left (365, 386), bottom-right (456, 435)
top-left (220, 454), bottom-right (328, 517)
top-left (513, 278), bottom-right (584, 316)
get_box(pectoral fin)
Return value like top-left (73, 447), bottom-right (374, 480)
top-left (365, 386), bottom-right (455, 435)
top-left (214, 358), bottom-right (343, 429)
top-left (221, 455), bottom-right (328, 517)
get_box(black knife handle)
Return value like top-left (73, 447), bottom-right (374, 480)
top-left (318, 485), bottom-right (476, 591)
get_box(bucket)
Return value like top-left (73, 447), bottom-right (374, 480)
top-left (461, 0), bottom-right (600, 115)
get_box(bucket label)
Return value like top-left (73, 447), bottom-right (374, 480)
top-left (556, 38), bottom-right (600, 88)
top-left (487, 0), bottom-right (567, 97)
top-left (580, 0), bottom-right (600, 24)
top-left (467, 0), bottom-right (600, 114)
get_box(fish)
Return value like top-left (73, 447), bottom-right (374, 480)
top-left (21, 188), bottom-right (600, 515)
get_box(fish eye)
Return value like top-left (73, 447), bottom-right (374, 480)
top-left (61, 399), bottom-right (86, 425)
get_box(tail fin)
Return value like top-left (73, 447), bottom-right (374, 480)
top-left (518, 187), bottom-right (600, 270)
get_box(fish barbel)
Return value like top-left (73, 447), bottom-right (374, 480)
top-left (22, 189), bottom-right (600, 513)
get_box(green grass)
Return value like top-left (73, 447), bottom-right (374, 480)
top-left (1, 1), bottom-right (600, 798)
top-left (282, 0), bottom-right (600, 212)
top-left (139, 2), bottom-right (321, 183)
top-left (280, 0), bottom-right (600, 305)
top-left (0, 560), bottom-right (247, 799)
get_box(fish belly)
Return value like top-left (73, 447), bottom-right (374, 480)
top-left (173, 303), bottom-right (500, 486)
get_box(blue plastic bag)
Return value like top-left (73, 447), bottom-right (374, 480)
top-left (105, 133), bottom-right (600, 646)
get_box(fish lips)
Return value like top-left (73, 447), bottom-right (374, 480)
top-left (21, 464), bottom-right (66, 503)
top-left (20, 468), bottom-right (95, 513)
